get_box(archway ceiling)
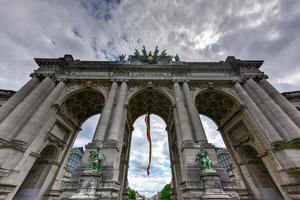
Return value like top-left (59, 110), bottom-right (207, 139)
top-left (196, 91), bottom-right (238, 126)
top-left (61, 90), bottom-right (104, 125)
top-left (128, 90), bottom-right (172, 125)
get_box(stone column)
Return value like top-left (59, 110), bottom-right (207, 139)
top-left (107, 81), bottom-right (128, 142)
top-left (234, 82), bottom-right (283, 145)
top-left (259, 78), bottom-right (300, 128)
top-left (173, 82), bottom-right (194, 142)
top-left (13, 81), bottom-right (66, 145)
top-left (93, 81), bottom-right (118, 143)
top-left (173, 106), bottom-right (182, 148)
top-left (0, 77), bottom-right (54, 142)
top-left (246, 78), bottom-right (300, 141)
top-left (0, 77), bottom-right (39, 123)
top-left (182, 82), bottom-right (207, 143)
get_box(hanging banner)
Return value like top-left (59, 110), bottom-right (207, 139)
top-left (145, 112), bottom-right (152, 176)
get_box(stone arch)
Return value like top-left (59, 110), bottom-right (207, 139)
top-left (195, 88), bottom-right (241, 126)
top-left (14, 145), bottom-right (58, 200)
top-left (59, 88), bottom-right (105, 126)
top-left (57, 86), bottom-right (107, 106)
top-left (127, 87), bottom-right (174, 125)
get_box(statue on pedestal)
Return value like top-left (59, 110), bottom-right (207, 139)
top-left (87, 150), bottom-right (105, 171)
top-left (196, 148), bottom-right (213, 173)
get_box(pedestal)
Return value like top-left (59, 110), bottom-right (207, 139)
top-left (69, 170), bottom-right (101, 200)
top-left (200, 170), bottom-right (232, 199)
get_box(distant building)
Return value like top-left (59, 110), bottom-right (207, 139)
top-left (215, 147), bottom-right (232, 170)
top-left (66, 147), bottom-right (84, 171)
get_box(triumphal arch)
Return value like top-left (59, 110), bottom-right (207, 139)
top-left (0, 47), bottom-right (300, 200)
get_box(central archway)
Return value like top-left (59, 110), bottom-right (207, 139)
top-left (119, 88), bottom-right (181, 198)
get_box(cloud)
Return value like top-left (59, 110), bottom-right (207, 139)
top-left (1, 0), bottom-right (300, 92)
top-left (73, 114), bottom-right (100, 148)
top-left (200, 115), bottom-right (226, 148)
top-left (128, 115), bottom-right (171, 197)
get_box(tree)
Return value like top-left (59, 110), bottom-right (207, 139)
top-left (160, 183), bottom-right (171, 200)
top-left (128, 188), bottom-right (136, 200)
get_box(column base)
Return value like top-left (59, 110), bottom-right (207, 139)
top-left (200, 171), bottom-right (232, 199)
top-left (180, 170), bottom-right (238, 199)
top-left (61, 170), bottom-right (121, 200)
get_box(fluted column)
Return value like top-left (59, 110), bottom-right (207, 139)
top-left (234, 82), bottom-right (283, 145)
top-left (173, 82), bottom-right (194, 142)
top-left (246, 78), bottom-right (300, 141)
top-left (260, 78), bottom-right (300, 128)
top-left (107, 81), bottom-right (128, 142)
top-left (173, 106), bottom-right (182, 148)
top-left (0, 77), bottom-right (53, 142)
top-left (0, 77), bottom-right (39, 123)
top-left (13, 81), bottom-right (66, 145)
top-left (93, 81), bottom-right (118, 143)
top-left (182, 82), bottom-right (207, 143)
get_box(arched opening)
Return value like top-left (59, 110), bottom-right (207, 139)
top-left (57, 89), bottom-right (104, 188)
top-left (195, 90), bottom-right (240, 186)
top-left (128, 114), bottom-right (171, 198)
top-left (14, 145), bottom-right (58, 200)
top-left (240, 145), bottom-right (283, 200)
top-left (124, 88), bottom-right (177, 198)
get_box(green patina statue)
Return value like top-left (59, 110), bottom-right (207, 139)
top-left (127, 46), bottom-right (175, 64)
top-left (87, 150), bottom-right (105, 171)
top-left (196, 148), bottom-right (213, 172)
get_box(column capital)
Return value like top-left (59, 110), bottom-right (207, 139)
top-left (114, 79), bottom-right (129, 83)
top-left (172, 79), bottom-right (185, 83)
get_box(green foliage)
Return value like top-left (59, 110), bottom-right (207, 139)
top-left (160, 183), bottom-right (171, 200)
top-left (128, 188), bottom-right (136, 200)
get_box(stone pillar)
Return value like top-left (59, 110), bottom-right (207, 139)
top-left (0, 77), bottom-right (39, 123)
top-left (173, 82), bottom-right (194, 142)
top-left (234, 82), bottom-right (283, 145)
top-left (107, 81), bottom-right (128, 142)
top-left (172, 107), bottom-right (182, 149)
top-left (260, 78), bottom-right (300, 128)
top-left (0, 77), bottom-right (54, 142)
top-left (245, 78), bottom-right (300, 141)
top-left (93, 81), bottom-right (118, 143)
top-left (182, 82), bottom-right (207, 143)
top-left (12, 81), bottom-right (66, 146)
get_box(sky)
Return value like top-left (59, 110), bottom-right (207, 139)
top-left (1, 0), bottom-right (300, 197)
